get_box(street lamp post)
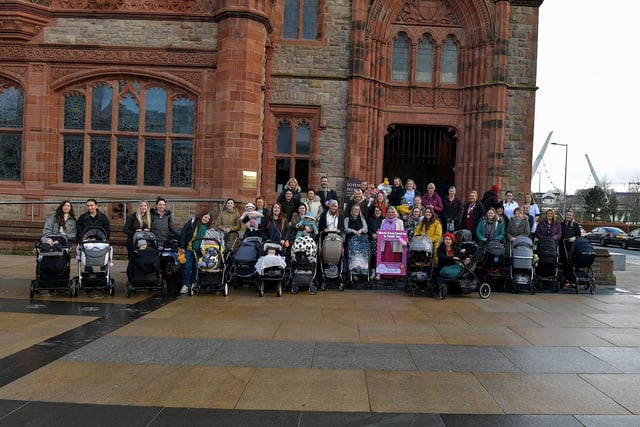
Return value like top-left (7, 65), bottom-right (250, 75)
top-left (551, 142), bottom-right (568, 215)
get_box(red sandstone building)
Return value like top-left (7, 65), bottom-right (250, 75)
top-left (0, 0), bottom-right (543, 212)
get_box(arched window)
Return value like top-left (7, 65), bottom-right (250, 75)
top-left (62, 80), bottom-right (195, 188)
top-left (392, 33), bottom-right (410, 82)
top-left (0, 83), bottom-right (23, 181)
top-left (275, 118), bottom-right (312, 192)
top-left (283, 0), bottom-right (318, 40)
top-left (416, 37), bottom-right (434, 83)
top-left (440, 37), bottom-right (459, 84)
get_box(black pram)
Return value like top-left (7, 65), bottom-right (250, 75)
top-left (30, 234), bottom-right (75, 298)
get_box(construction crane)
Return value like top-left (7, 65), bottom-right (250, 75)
top-left (531, 131), bottom-right (553, 177)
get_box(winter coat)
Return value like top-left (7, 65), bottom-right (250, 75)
top-left (76, 210), bottom-right (111, 241)
top-left (150, 208), bottom-right (180, 246)
top-left (42, 214), bottom-right (77, 242)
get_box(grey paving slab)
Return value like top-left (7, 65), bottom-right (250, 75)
top-left (209, 339), bottom-right (315, 368)
top-left (575, 415), bottom-right (640, 427)
top-left (497, 346), bottom-right (623, 373)
top-left (150, 408), bottom-right (300, 427)
top-left (408, 344), bottom-right (521, 372)
top-left (312, 342), bottom-right (416, 370)
top-left (440, 414), bottom-right (583, 427)
top-left (582, 347), bottom-right (640, 373)
top-left (0, 401), bottom-right (162, 427)
top-left (62, 336), bottom-right (224, 365)
top-left (300, 411), bottom-right (444, 426)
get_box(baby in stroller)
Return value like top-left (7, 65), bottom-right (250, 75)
top-left (126, 231), bottom-right (165, 297)
top-left (75, 226), bottom-right (115, 295)
top-left (405, 234), bottom-right (433, 296)
top-left (291, 234), bottom-right (319, 294)
top-left (255, 241), bottom-right (287, 297)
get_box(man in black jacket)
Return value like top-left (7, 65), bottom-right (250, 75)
top-left (317, 176), bottom-right (339, 212)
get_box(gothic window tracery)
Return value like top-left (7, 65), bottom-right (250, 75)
top-left (62, 80), bottom-right (194, 188)
top-left (275, 117), bottom-right (314, 192)
top-left (0, 84), bottom-right (23, 181)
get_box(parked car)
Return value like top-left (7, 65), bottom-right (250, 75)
top-left (584, 226), bottom-right (627, 246)
top-left (620, 228), bottom-right (640, 250)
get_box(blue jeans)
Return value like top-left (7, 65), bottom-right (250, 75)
top-left (181, 250), bottom-right (197, 286)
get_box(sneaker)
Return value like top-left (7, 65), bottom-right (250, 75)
top-left (374, 274), bottom-right (381, 280)
top-left (180, 285), bottom-right (188, 295)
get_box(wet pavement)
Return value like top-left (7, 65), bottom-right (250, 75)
top-left (1, 254), bottom-right (640, 426)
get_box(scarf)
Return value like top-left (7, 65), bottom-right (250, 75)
top-left (381, 217), bottom-right (397, 231)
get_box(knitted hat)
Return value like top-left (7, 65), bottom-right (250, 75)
top-left (245, 202), bottom-right (256, 210)
top-left (137, 239), bottom-right (147, 248)
top-left (492, 184), bottom-right (500, 193)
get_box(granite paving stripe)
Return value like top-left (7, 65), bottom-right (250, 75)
top-left (439, 414), bottom-right (583, 427)
top-left (0, 296), bottom-right (128, 316)
top-left (408, 344), bottom-right (521, 372)
top-left (209, 339), bottom-right (315, 368)
top-left (582, 347), bottom-right (640, 373)
top-left (298, 411), bottom-right (445, 426)
top-left (150, 407), bottom-right (301, 426)
top-left (575, 414), bottom-right (640, 427)
top-left (312, 342), bottom-right (416, 370)
top-left (497, 346), bottom-right (624, 373)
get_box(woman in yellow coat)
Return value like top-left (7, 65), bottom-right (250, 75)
top-left (414, 206), bottom-right (442, 266)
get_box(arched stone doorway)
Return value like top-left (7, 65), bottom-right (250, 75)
top-left (383, 125), bottom-right (457, 195)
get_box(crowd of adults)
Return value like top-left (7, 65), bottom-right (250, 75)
top-left (41, 176), bottom-right (585, 295)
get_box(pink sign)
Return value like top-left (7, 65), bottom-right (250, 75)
top-left (376, 230), bottom-right (408, 277)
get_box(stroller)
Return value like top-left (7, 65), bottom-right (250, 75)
top-left (159, 237), bottom-right (182, 289)
top-left (508, 236), bottom-right (536, 294)
top-left (534, 237), bottom-right (560, 292)
top-left (230, 235), bottom-right (264, 289)
top-left (255, 241), bottom-right (287, 297)
top-left (75, 226), bottom-right (115, 295)
top-left (190, 230), bottom-right (231, 296)
top-left (125, 231), bottom-right (166, 297)
top-left (480, 240), bottom-right (507, 290)
top-left (439, 242), bottom-right (491, 300)
top-left (290, 235), bottom-right (319, 294)
top-left (347, 234), bottom-right (370, 288)
top-left (405, 234), bottom-right (434, 297)
top-left (30, 233), bottom-right (75, 298)
top-left (565, 237), bottom-right (597, 294)
top-left (319, 232), bottom-right (344, 291)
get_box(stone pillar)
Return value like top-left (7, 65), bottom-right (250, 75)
top-left (211, 2), bottom-right (270, 200)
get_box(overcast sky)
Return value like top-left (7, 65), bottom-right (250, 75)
top-left (532, 0), bottom-right (640, 195)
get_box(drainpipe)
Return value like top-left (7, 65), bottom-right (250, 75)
top-left (261, 40), bottom-right (275, 197)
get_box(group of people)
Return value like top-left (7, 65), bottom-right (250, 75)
top-left (41, 176), bottom-right (585, 295)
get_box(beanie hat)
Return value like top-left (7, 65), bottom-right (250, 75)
top-left (492, 184), bottom-right (500, 193)
top-left (137, 239), bottom-right (147, 248)
top-left (443, 232), bottom-right (456, 241)
top-left (245, 202), bottom-right (256, 210)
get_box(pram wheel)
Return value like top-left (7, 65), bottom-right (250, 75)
top-left (309, 284), bottom-right (318, 295)
top-left (276, 282), bottom-right (282, 297)
top-left (160, 279), bottom-right (168, 297)
top-left (125, 281), bottom-right (132, 298)
top-left (291, 285), bottom-right (299, 295)
top-left (29, 280), bottom-right (36, 299)
top-left (222, 281), bottom-right (229, 296)
top-left (258, 281), bottom-right (264, 297)
top-left (109, 278), bottom-right (115, 296)
top-left (479, 282), bottom-right (491, 299)
top-left (338, 281), bottom-right (344, 292)
top-left (70, 278), bottom-right (79, 297)
top-left (438, 283), bottom-right (447, 300)
top-left (320, 282), bottom-right (326, 292)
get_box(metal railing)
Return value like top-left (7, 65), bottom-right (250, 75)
top-left (0, 198), bottom-right (228, 225)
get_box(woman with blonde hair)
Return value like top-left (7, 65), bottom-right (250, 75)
top-left (124, 200), bottom-right (152, 258)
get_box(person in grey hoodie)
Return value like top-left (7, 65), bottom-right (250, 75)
top-left (150, 197), bottom-right (180, 248)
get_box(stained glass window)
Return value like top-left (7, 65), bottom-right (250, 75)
top-left (144, 138), bottom-right (165, 186)
top-left (90, 136), bottom-right (111, 184)
top-left (64, 94), bottom-right (86, 130)
top-left (274, 118), bottom-right (313, 192)
top-left (0, 85), bottom-right (23, 180)
top-left (62, 81), bottom-right (195, 188)
top-left (145, 87), bottom-right (167, 133)
top-left (277, 121), bottom-right (292, 154)
top-left (63, 135), bottom-right (83, 183)
top-left (116, 137), bottom-right (138, 185)
top-left (441, 37), bottom-right (459, 84)
top-left (416, 37), bottom-right (434, 83)
top-left (392, 34), bottom-right (410, 81)
top-left (91, 85), bottom-right (113, 131)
